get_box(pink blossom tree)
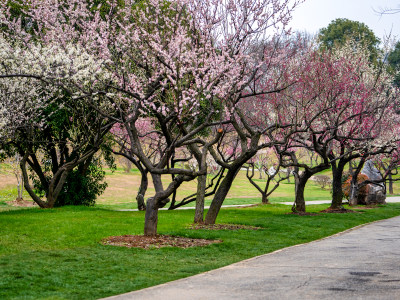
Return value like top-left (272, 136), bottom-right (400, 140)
top-left (266, 40), bottom-right (399, 212)
top-left (0, 0), bottom-right (304, 233)
top-left (203, 35), bottom-right (307, 224)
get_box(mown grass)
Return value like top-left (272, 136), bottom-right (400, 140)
top-left (0, 162), bottom-right (399, 298)
top-left (1, 203), bottom-right (400, 299)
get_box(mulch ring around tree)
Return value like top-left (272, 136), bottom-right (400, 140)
top-left (102, 235), bottom-right (222, 249)
top-left (188, 223), bottom-right (262, 230)
top-left (6, 199), bottom-right (38, 207)
top-left (319, 207), bottom-right (359, 213)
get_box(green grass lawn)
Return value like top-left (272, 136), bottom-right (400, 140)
top-left (1, 203), bottom-right (400, 299)
top-left (0, 162), bottom-right (400, 298)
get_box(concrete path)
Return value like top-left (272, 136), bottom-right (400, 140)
top-left (104, 215), bottom-right (400, 300)
top-left (116, 197), bottom-right (400, 211)
top-left (281, 196), bottom-right (400, 206)
top-left (115, 204), bottom-right (252, 212)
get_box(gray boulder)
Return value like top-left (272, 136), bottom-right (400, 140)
top-left (360, 160), bottom-right (386, 205)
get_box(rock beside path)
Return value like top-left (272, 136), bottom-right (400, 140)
top-left (360, 160), bottom-right (386, 205)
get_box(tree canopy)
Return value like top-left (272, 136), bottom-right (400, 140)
top-left (318, 18), bottom-right (381, 63)
top-left (1, 0), bottom-right (399, 236)
top-left (388, 41), bottom-right (400, 86)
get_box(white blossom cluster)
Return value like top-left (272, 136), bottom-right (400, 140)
top-left (0, 32), bottom-right (112, 142)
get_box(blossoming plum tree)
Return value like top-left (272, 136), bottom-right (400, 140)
top-left (0, 0), bottom-right (304, 233)
top-left (265, 40), bottom-right (399, 212)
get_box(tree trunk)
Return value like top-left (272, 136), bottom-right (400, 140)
top-left (17, 176), bottom-right (24, 201)
top-left (136, 194), bottom-right (146, 211)
top-left (144, 197), bottom-right (158, 236)
top-left (136, 170), bottom-right (148, 211)
top-left (47, 167), bottom-right (72, 208)
top-left (45, 194), bottom-right (56, 208)
top-left (151, 173), bottom-right (164, 192)
top-left (205, 167), bottom-right (239, 225)
top-left (293, 175), bottom-right (307, 212)
top-left (330, 161), bottom-right (345, 209)
top-left (261, 193), bottom-right (269, 204)
top-left (143, 174), bottom-right (165, 236)
top-left (194, 174), bottom-right (207, 223)
top-left (388, 173), bottom-right (394, 195)
top-left (348, 157), bottom-right (365, 206)
top-left (21, 155), bottom-right (48, 208)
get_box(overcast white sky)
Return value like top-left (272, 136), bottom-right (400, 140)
top-left (289, 0), bottom-right (400, 41)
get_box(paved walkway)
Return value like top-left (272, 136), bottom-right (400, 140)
top-left (104, 215), bottom-right (400, 300)
top-left (281, 196), bottom-right (400, 206)
top-left (116, 197), bottom-right (400, 211)
top-left (115, 204), bottom-right (252, 211)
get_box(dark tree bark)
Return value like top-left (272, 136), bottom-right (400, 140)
top-left (187, 144), bottom-right (208, 224)
top-left (144, 173), bottom-right (166, 236)
top-left (136, 194), bottom-right (147, 211)
top-left (348, 157), bottom-right (366, 206)
top-left (144, 197), bottom-right (159, 236)
top-left (204, 126), bottom-right (264, 225)
top-left (205, 166), bottom-right (240, 224)
top-left (261, 193), bottom-right (268, 204)
top-left (20, 148), bottom-right (98, 208)
top-left (136, 163), bottom-right (148, 211)
top-left (286, 169), bottom-right (291, 183)
top-left (194, 174), bottom-right (207, 223)
top-left (293, 173), bottom-right (308, 212)
top-left (293, 166), bottom-right (331, 213)
top-left (330, 160), bottom-right (346, 209)
top-left (388, 173), bottom-right (394, 194)
top-left (144, 172), bottom-right (195, 236)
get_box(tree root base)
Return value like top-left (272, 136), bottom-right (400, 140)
top-left (102, 234), bottom-right (222, 249)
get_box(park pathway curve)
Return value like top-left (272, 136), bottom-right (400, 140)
top-left (103, 215), bottom-right (400, 300)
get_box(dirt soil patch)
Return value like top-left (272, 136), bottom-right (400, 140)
top-left (6, 199), bottom-right (38, 207)
top-left (102, 235), bottom-right (222, 249)
top-left (319, 207), bottom-right (357, 213)
top-left (188, 223), bottom-right (262, 230)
